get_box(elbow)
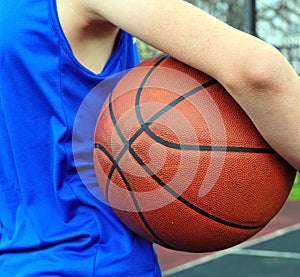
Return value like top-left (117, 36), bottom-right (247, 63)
top-left (226, 44), bottom-right (286, 95)
top-left (245, 45), bottom-right (284, 88)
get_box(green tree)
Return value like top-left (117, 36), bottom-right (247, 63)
top-left (136, 39), bottom-right (161, 61)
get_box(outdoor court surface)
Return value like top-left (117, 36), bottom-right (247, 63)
top-left (155, 200), bottom-right (300, 277)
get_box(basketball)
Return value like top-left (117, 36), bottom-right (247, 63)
top-left (93, 54), bottom-right (296, 253)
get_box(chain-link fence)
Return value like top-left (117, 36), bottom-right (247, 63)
top-left (257, 0), bottom-right (300, 74)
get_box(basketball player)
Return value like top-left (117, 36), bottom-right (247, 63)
top-left (0, 0), bottom-right (299, 276)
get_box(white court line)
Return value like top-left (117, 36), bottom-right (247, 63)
top-left (233, 249), bottom-right (300, 259)
top-left (163, 223), bottom-right (300, 276)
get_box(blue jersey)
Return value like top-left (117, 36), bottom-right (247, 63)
top-left (0, 0), bottom-right (161, 276)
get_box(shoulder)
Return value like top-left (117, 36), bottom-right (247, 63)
top-left (55, 0), bottom-right (110, 23)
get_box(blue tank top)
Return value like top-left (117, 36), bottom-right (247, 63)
top-left (0, 1), bottom-right (161, 276)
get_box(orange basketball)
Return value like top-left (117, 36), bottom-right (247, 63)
top-left (94, 54), bottom-right (296, 252)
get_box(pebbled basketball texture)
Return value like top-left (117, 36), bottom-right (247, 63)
top-left (94, 54), bottom-right (296, 253)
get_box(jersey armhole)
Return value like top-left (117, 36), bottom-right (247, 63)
top-left (48, 0), bottom-right (131, 77)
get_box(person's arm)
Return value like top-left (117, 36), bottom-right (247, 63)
top-left (85, 0), bottom-right (300, 171)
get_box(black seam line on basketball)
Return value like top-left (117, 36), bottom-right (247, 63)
top-left (94, 143), bottom-right (174, 248)
top-left (128, 145), bottom-right (265, 230)
top-left (104, 143), bottom-right (131, 203)
top-left (104, 53), bottom-right (170, 197)
top-left (129, 80), bottom-right (218, 150)
top-left (107, 54), bottom-right (170, 147)
top-left (134, 54), bottom-right (170, 116)
top-left (95, 55), bottom-right (172, 248)
top-left (135, 132), bottom-right (275, 154)
top-left (104, 57), bottom-right (170, 203)
top-left (108, 89), bottom-right (127, 145)
top-left (133, 74), bottom-right (273, 154)
top-left (136, 80), bottom-right (218, 128)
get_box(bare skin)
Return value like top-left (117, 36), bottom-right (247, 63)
top-left (57, 0), bottom-right (119, 74)
top-left (57, 0), bottom-right (300, 171)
